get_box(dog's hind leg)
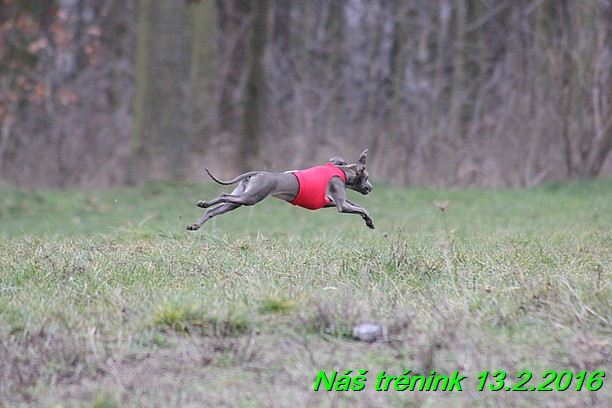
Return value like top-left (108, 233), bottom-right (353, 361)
top-left (186, 203), bottom-right (240, 230)
top-left (195, 174), bottom-right (274, 208)
top-left (187, 180), bottom-right (248, 231)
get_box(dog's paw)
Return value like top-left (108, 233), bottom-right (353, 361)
top-left (186, 223), bottom-right (200, 231)
top-left (196, 200), bottom-right (209, 208)
top-left (365, 218), bottom-right (375, 229)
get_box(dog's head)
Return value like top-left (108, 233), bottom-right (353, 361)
top-left (330, 149), bottom-right (373, 195)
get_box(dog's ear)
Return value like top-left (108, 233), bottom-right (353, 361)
top-left (356, 149), bottom-right (368, 172)
top-left (329, 156), bottom-right (347, 166)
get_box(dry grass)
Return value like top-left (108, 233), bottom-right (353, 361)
top-left (0, 180), bottom-right (610, 406)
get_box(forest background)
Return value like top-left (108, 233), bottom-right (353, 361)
top-left (0, 0), bottom-right (610, 188)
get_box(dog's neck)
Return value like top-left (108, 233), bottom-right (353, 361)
top-left (335, 165), bottom-right (359, 184)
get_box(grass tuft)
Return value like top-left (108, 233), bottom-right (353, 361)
top-left (152, 298), bottom-right (206, 333)
top-left (152, 299), bottom-right (250, 337)
top-left (259, 295), bottom-right (296, 315)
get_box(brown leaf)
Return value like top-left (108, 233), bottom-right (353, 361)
top-left (58, 90), bottom-right (79, 106)
top-left (28, 37), bottom-right (48, 54)
top-left (86, 26), bottom-right (102, 37)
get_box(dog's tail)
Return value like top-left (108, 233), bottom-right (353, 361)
top-left (205, 168), bottom-right (260, 185)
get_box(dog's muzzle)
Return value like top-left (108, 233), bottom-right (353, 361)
top-left (361, 185), bottom-right (373, 195)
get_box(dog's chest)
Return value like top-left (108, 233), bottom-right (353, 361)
top-left (288, 164), bottom-right (345, 210)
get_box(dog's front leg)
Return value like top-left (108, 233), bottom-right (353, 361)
top-left (327, 180), bottom-right (375, 229)
top-left (338, 199), bottom-right (375, 229)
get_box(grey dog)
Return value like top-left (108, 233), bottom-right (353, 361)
top-left (186, 149), bottom-right (374, 230)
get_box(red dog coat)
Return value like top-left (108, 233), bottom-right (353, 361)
top-left (289, 163), bottom-right (346, 210)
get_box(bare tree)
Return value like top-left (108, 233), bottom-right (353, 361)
top-left (129, 0), bottom-right (188, 182)
top-left (0, 0), bottom-right (134, 187)
top-left (239, 0), bottom-right (268, 172)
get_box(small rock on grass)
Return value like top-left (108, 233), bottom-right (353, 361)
top-left (352, 323), bottom-right (387, 342)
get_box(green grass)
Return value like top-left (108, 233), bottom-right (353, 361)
top-left (0, 179), bottom-right (610, 407)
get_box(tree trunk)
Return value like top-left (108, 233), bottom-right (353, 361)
top-left (129, 0), bottom-right (188, 182)
top-left (187, 0), bottom-right (216, 151)
top-left (239, 0), bottom-right (268, 171)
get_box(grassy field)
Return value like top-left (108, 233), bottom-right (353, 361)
top-left (0, 179), bottom-right (610, 407)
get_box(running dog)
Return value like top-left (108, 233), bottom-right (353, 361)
top-left (186, 149), bottom-right (374, 230)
